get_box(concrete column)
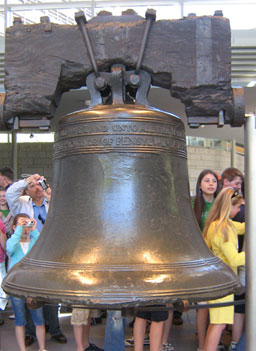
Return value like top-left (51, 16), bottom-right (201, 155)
top-left (245, 114), bottom-right (256, 351)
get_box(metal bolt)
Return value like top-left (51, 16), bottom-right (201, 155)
top-left (95, 76), bottom-right (106, 90)
top-left (13, 17), bottom-right (22, 25)
top-left (40, 16), bottom-right (50, 23)
top-left (145, 9), bottom-right (156, 21)
top-left (75, 11), bottom-right (87, 25)
top-left (129, 74), bottom-right (140, 87)
top-left (214, 10), bottom-right (223, 17)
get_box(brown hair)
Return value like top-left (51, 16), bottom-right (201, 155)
top-left (221, 167), bottom-right (244, 185)
top-left (0, 167), bottom-right (13, 181)
top-left (12, 213), bottom-right (30, 227)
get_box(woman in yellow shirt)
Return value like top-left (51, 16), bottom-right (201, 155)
top-left (202, 187), bottom-right (245, 351)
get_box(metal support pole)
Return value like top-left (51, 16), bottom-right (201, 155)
top-left (231, 139), bottom-right (236, 167)
top-left (11, 130), bottom-right (18, 180)
top-left (179, 0), bottom-right (184, 18)
top-left (245, 114), bottom-right (256, 351)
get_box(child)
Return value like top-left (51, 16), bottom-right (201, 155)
top-left (202, 188), bottom-right (245, 351)
top-left (193, 169), bottom-right (219, 231)
top-left (6, 213), bottom-right (47, 351)
top-left (193, 169), bottom-right (219, 351)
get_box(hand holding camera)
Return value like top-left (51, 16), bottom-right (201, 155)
top-left (23, 173), bottom-right (51, 203)
top-left (23, 220), bottom-right (34, 228)
top-left (18, 217), bottom-right (37, 231)
top-left (38, 178), bottom-right (49, 191)
top-left (25, 174), bottom-right (49, 190)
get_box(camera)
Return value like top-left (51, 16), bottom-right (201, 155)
top-left (23, 220), bottom-right (34, 228)
top-left (38, 178), bottom-right (49, 191)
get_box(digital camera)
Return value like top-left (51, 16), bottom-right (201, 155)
top-left (38, 178), bottom-right (49, 191)
top-left (23, 221), bottom-right (34, 228)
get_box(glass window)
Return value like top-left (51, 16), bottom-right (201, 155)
top-left (183, 3), bottom-right (256, 30)
top-left (0, 133), bottom-right (9, 143)
top-left (16, 133), bottom-right (54, 143)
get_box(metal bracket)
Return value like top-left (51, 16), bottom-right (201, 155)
top-left (217, 110), bottom-right (225, 128)
top-left (0, 93), bottom-right (6, 130)
top-left (230, 87), bottom-right (245, 127)
top-left (7, 116), bottom-right (51, 130)
top-left (188, 87), bottom-right (245, 128)
top-left (76, 10), bottom-right (152, 108)
top-left (135, 8), bottom-right (156, 75)
top-left (75, 11), bottom-right (100, 79)
top-left (86, 67), bottom-right (151, 107)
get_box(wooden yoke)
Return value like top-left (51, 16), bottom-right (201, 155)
top-left (1, 10), bottom-right (244, 130)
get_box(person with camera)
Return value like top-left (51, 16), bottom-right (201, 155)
top-left (6, 213), bottom-right (47, 351)
top-left (6, 174), bottom-right (67, 346)
top-left (6, 174), bottom-right (50, 232)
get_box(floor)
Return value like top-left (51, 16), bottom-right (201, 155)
top-left (0, 305), bottom-right (209, 351)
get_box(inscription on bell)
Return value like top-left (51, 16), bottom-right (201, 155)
top-left (54, 120), bottom-right (186, 158)
top-left (58, 122), bottom-right (185, 139)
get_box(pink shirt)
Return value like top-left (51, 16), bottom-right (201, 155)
top-left (0, 219), bottom-right (6, 262)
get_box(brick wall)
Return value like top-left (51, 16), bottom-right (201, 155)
top-left (0, 143), bottom-right (244, 191)
top-left (0, 143), bottom-right (54, 184)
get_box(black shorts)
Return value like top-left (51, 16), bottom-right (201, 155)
top-left (136, 305), bottom-right (168, 322)
top-left (234, 293), bottom-right (245, 314)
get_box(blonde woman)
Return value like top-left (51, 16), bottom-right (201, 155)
top-left (202, 188), bottom-right (245, 351)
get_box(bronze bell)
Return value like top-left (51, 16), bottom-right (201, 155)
top-left (2, 66), bottom-right (240, 308)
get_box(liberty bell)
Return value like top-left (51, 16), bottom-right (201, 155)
top-left (2, 11), bottom-right (240, 309)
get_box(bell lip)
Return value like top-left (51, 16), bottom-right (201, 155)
top-left (2, 272), bottom-right (241, 309)
top-left (2, 253), bottom-right (241, 308)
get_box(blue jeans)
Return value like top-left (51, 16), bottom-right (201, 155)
top-left (236, 333), bottom-right (245, 351)
top-left (104, 310), bottom-right (125, 351)
top-left (26, 304), bottom-right (62, 337)
top-left (10, 296), bottom-right (44, 327)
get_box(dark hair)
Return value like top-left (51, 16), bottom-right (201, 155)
top-left (221, 167), bottom-right (244, 186)
top-left (0, 167), bottom-right (14, 181)
top-left (193, 169), bottom-right (220, 229)
top-left (12, 213), bottom-right (30, 227)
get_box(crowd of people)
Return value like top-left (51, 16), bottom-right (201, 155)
top-left (0, 165), bottom-right (246, 351)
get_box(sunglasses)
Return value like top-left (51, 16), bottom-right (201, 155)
top-left (231, 189), bottom-right (239, 199)
top-left (38, 214), bottom-right (45, 225)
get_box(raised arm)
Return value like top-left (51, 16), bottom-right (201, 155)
top-left (6, 225), bottom-right (23, 256)
top-left (6, 179), bottom-right (30, 215)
